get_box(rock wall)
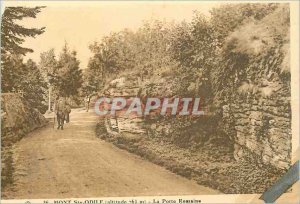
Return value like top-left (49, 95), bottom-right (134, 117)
top-left (99, 66), bottom-right (288, 193)
top-left (220, 5), bottom-right (291, 170)
top-left (224, 94), bottom-right (291, 168)
top-left (223, 80), bottom-right (291, 170)
top-left (103, 57), bottom-right (291, 172)
top-left (222, 25), bottom-right (291, 170)
top-left (97, 84), bottom-right (285, 194)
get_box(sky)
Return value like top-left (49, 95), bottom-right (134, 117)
top-left (2, 1), bottom-right (222, 69)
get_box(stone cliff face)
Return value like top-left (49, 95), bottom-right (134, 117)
top-left (103, 74), bottom-right (146, 135)
top-left (222, 61), bottom-right (291, 170)
top-left (221, 5), bottom-right (291, 170)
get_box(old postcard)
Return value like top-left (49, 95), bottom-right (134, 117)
top-left (1, 1), bottom-right (299, 203)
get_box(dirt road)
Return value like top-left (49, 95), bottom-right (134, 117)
top-left (3, 109), bottom-right (218, 199)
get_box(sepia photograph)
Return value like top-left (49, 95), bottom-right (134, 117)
top-left (1, 1), bottom-right (299, 203)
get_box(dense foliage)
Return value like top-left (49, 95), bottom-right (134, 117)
top-left (39, 44), bottom-right (83, 104)
top-left (1, 7), bottom-right (83, 112)
top-left (87, 3), bottom-right (288, 108)
top-left (1, 7), bottom-right (47, 112)
top-left (1, 4), bottom-right (289, 114)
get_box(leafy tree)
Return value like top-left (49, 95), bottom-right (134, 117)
top-left (1, 54), bottom-right (25, 92)
top-left (38, 49), bottom-right (58, 110)
top-left (53, 43), bottom-right (83, 97)
top-left (38, 48), bottom-right (57, 79)
top-left (81, 68), bottom-right (99, 97)
top-left (88, 20), bottom-right (176, 84)
top-left (133, 20), bottom-right (175, 80)
top-left (21, 59), bottom-right (48, 112)
top-left (88, 30), bottom-right (136, 78)
top-left (1, 56), bottom-right (47, 112)
top-left (1, 6), bottom-right (45, 94)
top-left (169, 15), bottom-right (216, 101)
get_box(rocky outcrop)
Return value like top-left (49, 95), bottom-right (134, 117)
top-left (1, 93), bottom-right (47, 147)
top-left (1, 93), bottom-right (47, 189)
top-left (98, 62), bottom-right (290, 193)
top-left (102, 74), bottom-right (146, 135)
top-left (102, 71), bottom-right (193, 136)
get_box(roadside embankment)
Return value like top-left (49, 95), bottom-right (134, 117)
top-left (1, 93), bottom-right (47, 190)
top-left (96, 116), bottom-right (284, 194)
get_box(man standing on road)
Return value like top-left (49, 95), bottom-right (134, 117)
top-left (85, 95), bottom-right (90, 112)
top-left (54, 96), bottom-right (66, 130)
top-left (65, 102), bottom-right (71, 123)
